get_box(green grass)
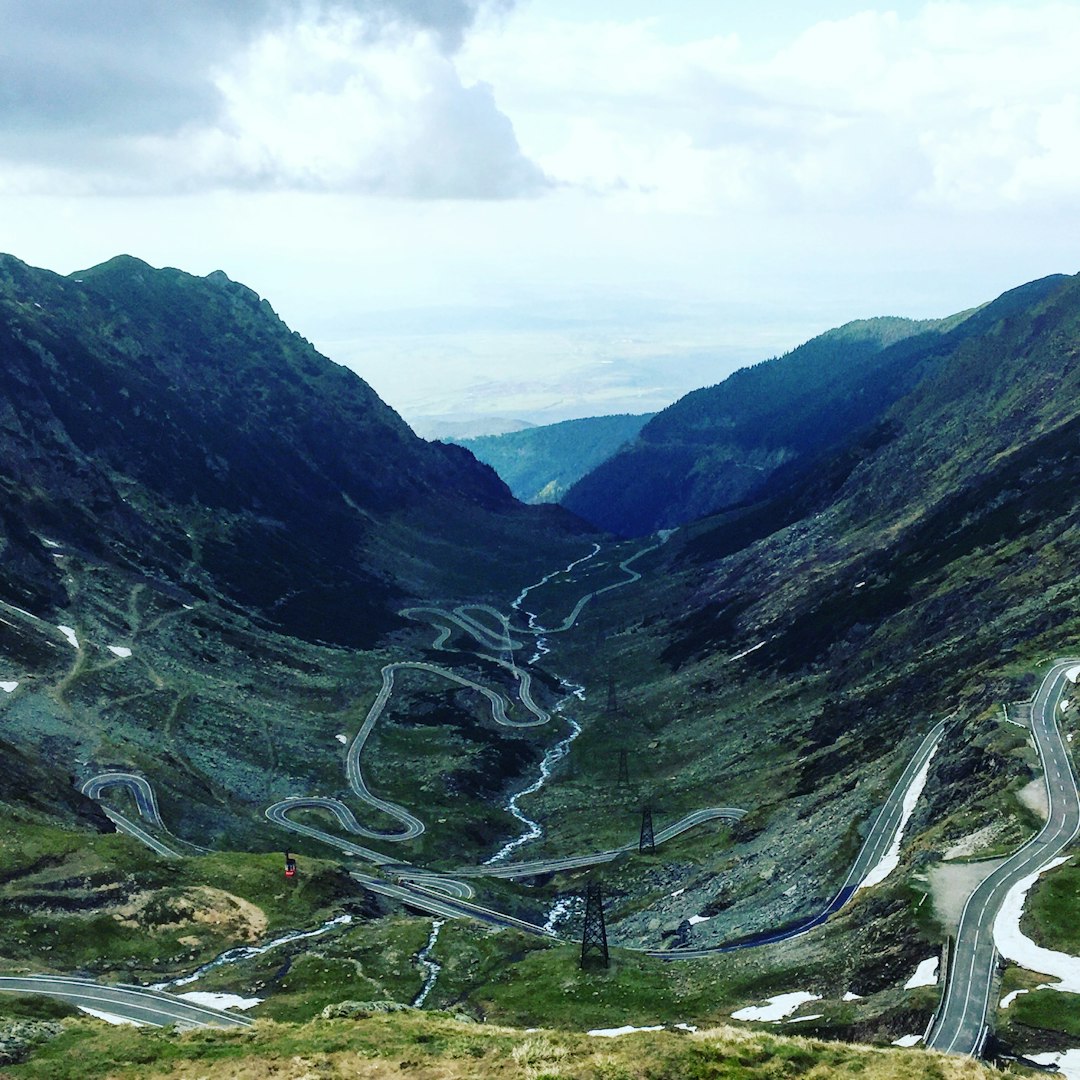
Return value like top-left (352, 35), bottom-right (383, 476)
top-left (1009, 987), bottom-right (1080, 1036)
top-left (1021, 856), bottom-right (1080, 953)
top-left (2, 1011), bottom-right (1000, 1080)
top-left (0, 811), bottom-right (354, 977)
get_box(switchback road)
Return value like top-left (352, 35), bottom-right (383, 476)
top-left (927, 658), bottom-right (1080, 1056)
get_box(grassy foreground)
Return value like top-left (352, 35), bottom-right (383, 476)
top-left (5, 1012), bottom-right (997, 1080)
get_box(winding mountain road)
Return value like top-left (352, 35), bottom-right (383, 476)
top-left (927, 658), bottom-right (1080, 1056)
top-left (80, 772), bottom-right (182, 859)
top-left (67, 538), bottom-right (1015, 1047)
top-left (0, 975), bottom-right (252, 1029)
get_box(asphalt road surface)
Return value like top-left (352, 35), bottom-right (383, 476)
top-left (0, 975), bottom-right (252, 1028)
top-left (927, 658), bottom-right (1080, 1056)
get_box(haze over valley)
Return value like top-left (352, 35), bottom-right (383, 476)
top-left (4, 3), bottom-right (1080, 1078)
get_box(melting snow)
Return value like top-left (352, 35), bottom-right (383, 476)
top-left (588, 1024), bottom-right (664, 1037)
top-left (57, 625), bottom-right (79, 648)
top-left (728, 641), bottom-right (766, 663)
top-left (107, 645), bottom-right (132, 658)
top-left (732, 992), bottom-right (821, 1022)
top-left (858, 745), bottom-right (937, 891)
top-left (1067, 666), bottom-right (1080, 683)
top-left (178, 991), bottom-right (262, 1010)
top-left (78, 1007), bottom-right (147, 1026)
top-left (904, 957), bottom-right (939, 989)
top-left (787, 1014), bottom-right (823, 1024)
top-left (1063, 701), bottom-right (1072, 712)
top-left (842, 991), bottom-right (862, 1001)
top-left (0, 681), bottom-right (17, 693)
top-left (335, 734), bottom-right (347, 744)
top-left (687, 914), bottom-right (710, 925)
top-left (1031, 1050), bottom-right (1080, 1078)
top-left (1000, 989), bottom-right (1029, 1008)
top-left (993, 856), bottom-right (1080, 992)
top-left (892, 1034), bottom-right (922, 1047)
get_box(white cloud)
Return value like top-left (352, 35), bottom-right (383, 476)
top-left (461, 2), bottom-right (1080, 214)
top-left (0, 0), bottom-right (543, 199)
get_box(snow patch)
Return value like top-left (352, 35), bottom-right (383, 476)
top-left (79, 1007), bottom-right (148, 1026)
top-left (588, 1024), bottom-right (664, 1037)
top-left (687, 914), bottom-right (710, 925)
top-left (732, 992), bottom-right (821, 1022)
top-left (1000, 988), bottom-right (1029, 1008)
top-left (858, 745), bottom-right (937, 891)
top-left (1063, 700), bottom-right (1072, 712)
top-left (786, 1014), bottom-right (823, 1024)
top-left (1067, 666), bottom-right (1080, 683)
top-left (0, 681), bottom-right (17, 693)
top-left (904, 957), bottom-right (939, 989)
top-left (107, 645), bottom-right (132, 658)
top-left (727, 641), bottom-right (766, 663)
top-left (335, 734), bottom-right (347, 744)
top-left (892, 1034), bottom-right (922, 1047)
top-left (1031, 1050), bottom-right (1080, 1079)
top-left (842, 991), bottom-right (862, 1001)
top-left (57, 625), bottom-right (79, 649)
top-left (177, 991), bottom-right (262, 1011)
top-left (993, 856), bottom-right (1080, 991)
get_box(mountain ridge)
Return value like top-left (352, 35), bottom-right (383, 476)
top-left (0, 252), bottom-right (585, 647)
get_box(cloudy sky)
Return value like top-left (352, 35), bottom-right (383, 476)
top-left (3, 1), bottom-right (1079, 431)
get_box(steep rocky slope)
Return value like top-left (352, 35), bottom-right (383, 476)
top-left (534, 271), bottom-right (1080, 967)
top-left (560, 305), bottom-right (1010, 535)
top-left (0, 254), bottom-right (584, 648)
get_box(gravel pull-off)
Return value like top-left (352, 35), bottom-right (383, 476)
top-left (927, 859), bottom-right (1006, 932)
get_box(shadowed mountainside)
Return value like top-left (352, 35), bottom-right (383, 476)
top-left (560, 308), bottom-right (996, 535)
top-left (452, 412), bottom-right (653, 503)
top-left (0, 254), bottom-right (586, 648)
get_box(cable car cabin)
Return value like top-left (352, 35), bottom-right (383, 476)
top-left (284, 852), bottom-right (297, 879)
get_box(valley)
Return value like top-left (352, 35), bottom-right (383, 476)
top-left (5, 256), bottom-right (1080, 1077)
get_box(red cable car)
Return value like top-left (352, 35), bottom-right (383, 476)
top-left (284, 852), bottom-right (297, 878)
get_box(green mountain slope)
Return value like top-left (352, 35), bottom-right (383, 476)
top-left (0, 254), bottom-right (584, 648)
top-left (534, 272), bottom-right (1080, 973)
top-left (560, 312), bottom-right (979, 535)
top-left (452, 412), bottom-right (653, 503)
top-left (8, 261), bottom-right (1080, 1060)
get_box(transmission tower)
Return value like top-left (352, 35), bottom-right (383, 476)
top-left (616, 747), bottom-right (629, 786)
top-left (639, 804), bottom-right (656, 854)
top-left (580, 880), bottom-right (609, 969)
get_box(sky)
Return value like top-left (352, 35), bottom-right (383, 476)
top-left (2, 1), bottom-right (1080, 433)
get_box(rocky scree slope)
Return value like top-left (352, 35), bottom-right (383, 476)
top-left (542, 273), bottom-right (1080, 961)
top-left (0, 254), bottom-right (584, 649)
